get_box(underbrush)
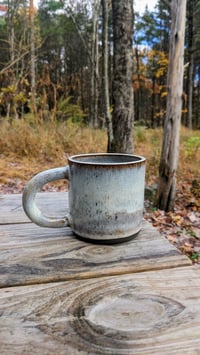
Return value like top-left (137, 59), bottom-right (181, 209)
top-left (0, 118), bottom-right (199, 187)
top-left (0, 118), bottom-right (107, 160)
top-left (0, 118), bottom-right (107, 184)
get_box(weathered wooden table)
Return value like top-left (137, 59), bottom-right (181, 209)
top-left (0, 192), bottom-right (200, 354)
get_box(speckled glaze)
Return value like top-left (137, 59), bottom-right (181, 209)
top-left (22, 153), bottom-right (146, 243)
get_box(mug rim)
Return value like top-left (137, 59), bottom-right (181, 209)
top-left (68, 153), bottom-right (146, 166)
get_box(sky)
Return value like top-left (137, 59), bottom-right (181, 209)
top-left (134, 0), bottom-right (158, 14)
top-left (32, 0), bottom-right (158, 13)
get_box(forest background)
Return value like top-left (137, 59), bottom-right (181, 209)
top-left (0, 0), bottom-right (199, 261)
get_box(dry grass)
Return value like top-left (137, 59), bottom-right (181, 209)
top-left (0, 118), bottom-right (199, 188)
top-left (0, 118), bottom-right (107, 185)
top-left (134, 125), bottom-right (200, 184)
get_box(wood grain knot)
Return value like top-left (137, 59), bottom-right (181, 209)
top-left (35, 280), bottom-right (188, 353)
top-left (76, 245), bottom-right (115, 260)
top-left (70, 292), bottom-right (185, 342)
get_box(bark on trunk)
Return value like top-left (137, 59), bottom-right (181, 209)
top-left (186, 0), bottom-right (194, 129)
top-left (101, 0), bottom-right (113, 151)
top-left (89, 0), bottom-right (100, 128)
top-left (110, 0), bottom-right (134, 153)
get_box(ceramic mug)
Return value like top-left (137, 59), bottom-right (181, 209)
top-left (22, 153), bottom-right (146, 243)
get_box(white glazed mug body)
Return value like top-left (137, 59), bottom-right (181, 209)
top-left (22, 153), bottom-right (146, 243)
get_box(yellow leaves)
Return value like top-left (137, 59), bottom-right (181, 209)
top-left (1, 81), bottom-right (29, 107)
top-left (22, 78), bottom-right (29, 87)
top-left (14, 92), bottom-right (27, 104)
top-left (166, 212), bottom-right (183, 226)
top-left (1, 85), bottom-right (16, 94)
top-left (155, 67), bottom-right (166, 78)
top-left (133, 48), bottom-right (168, 97)
top-left (161, 91), bottom-right (167, 98)
top-left (148, 50), bottom-right (168, 78)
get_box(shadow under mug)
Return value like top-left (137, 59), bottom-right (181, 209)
top-left (22, 153), bottom-right (146, 243)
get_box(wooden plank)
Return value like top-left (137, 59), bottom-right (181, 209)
top-left (0, 266), bottom-right (200, 354)
top-left (0, 220), bottom-right (191, 287)
top-left (0, 192), bottom-right (68, 224)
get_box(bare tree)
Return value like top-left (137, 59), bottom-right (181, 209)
top-left (156, 0), bottom-right (187, 211)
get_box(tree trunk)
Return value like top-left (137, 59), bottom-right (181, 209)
top-left (7, 2), bottom-right (15, 65)
top-left (134, 46), bottom-right (141, 122)
top-left (101, 0), bottom-right (113, 151)
top-left (110, 0), bottom-right (134, 153)
top-left (196, 66), bottom-right (200, 128)
top-left (156, 0), bottom-right (186, 212)
top-left (151, 76), bottom-right (156, 128)
top-left (89, 0), bottom-right (100, 128)
top-left (186, 0), bottom-right (194, 129)
top-left (30, 0), bottom-right (37, 120)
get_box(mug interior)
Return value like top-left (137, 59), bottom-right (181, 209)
top-left (69, 153), bottom-right (145, 165)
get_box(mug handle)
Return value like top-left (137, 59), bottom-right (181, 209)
top-left (22, 167), bottom-right (70, 228)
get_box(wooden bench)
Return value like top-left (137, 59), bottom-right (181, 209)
top-left (0, 192), bottom-right (199, 354)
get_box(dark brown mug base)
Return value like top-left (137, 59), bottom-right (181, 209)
top-left (74, 232), bottom-right (140, 245)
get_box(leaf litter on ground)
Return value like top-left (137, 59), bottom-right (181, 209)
top-left (145, 179), bottom-right (200, 264)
